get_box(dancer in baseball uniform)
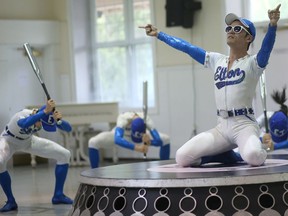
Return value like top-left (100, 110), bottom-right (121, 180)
top-left (88, 111), bottom-right (170, 168)
top-left (0, 99), bottom-right (73, 212)
top-left (259, 87), bottom-right (288, 151)
top-left (140, 4), bottom-right (281, 167)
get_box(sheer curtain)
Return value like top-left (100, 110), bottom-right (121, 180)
top-left (70, 0), bottom-right (155, 109)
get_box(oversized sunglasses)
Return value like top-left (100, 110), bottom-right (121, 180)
top-left (225, 25), bottom-right (251, 35)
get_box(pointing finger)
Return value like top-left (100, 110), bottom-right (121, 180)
top-left (275, 3), bottom-right (281, 11)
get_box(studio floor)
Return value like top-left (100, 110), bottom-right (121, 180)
top-left (0, 159), bottom-right (144, 216)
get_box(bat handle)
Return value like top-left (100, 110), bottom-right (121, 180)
top-left (143, 123), bottom-right (148, 159)
top-left (264, 110), bottom-right (269, 133)
top-left (143, 144), bottom-right (147, 159)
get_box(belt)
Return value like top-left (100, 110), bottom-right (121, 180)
top-left (217, 108), bottom-right (254, 118)
top-left (5, 126), bottom-right (26, 140)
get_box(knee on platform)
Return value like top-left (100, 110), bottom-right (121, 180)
top-left (244, 149), bottom-right (267, 166)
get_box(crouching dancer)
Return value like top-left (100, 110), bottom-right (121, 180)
top-left (0, 99), bottom-right (73, 212)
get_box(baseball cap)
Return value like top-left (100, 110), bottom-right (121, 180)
top-left (131, 117), bottom-right (146, 143)
top-left (269, 111), bottom-right (288, 143)
top-left (225, 13), bottom-right (256, 41)
top-left (39, 105), bottom-right (57, 132)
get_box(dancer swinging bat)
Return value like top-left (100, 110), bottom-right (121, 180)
top-left (23, 43), bottom-right (62, 124)
top-left (0, 98), bottom-right (73, 212)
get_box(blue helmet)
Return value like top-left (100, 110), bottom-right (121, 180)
top-left (131, 118), bottom-right (146, 143)
top-left (269, 111), bottom-right (288, 143)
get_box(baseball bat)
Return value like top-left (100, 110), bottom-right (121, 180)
top-left (143, 81), bottom-right (148, 159)
top-left (23, 43), bottom-right (62, 124)
top-left (259, 71), bottom-right (269, 133)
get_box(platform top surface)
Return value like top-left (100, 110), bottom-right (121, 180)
top-left (79, 155), bottom-right (288, 187)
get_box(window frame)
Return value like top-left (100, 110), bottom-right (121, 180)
top-left (89, 0), bottom-right (157, 113)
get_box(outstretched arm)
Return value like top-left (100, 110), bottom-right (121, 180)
top-left (114, 127), bottom-right (148, 153)
top-left (18, 99), bottom-right (55, 128)
top-left (139, 24), bottom-right (206, 64)
top-left (114, 127), bottom-right (135, 150)
top-left (257, 4), bottom-right (281, 68)
top-left (18, 110), bottom-right (47, 128)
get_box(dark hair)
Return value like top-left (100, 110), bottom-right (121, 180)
top-left (245, 29), bottom-right (253, 51)
top-left (247, 41), bottom-right (251, 50)
top-left (271, 86), bottom-right (288, 116)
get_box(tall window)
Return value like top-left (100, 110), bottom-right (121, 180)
top-left (91, 0), bottom-right (154, 109)
top-left (246, 0), bottom-right (288, 23)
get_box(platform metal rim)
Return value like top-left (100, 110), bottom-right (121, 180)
top-left (79, 172), bottom-right (288, 188)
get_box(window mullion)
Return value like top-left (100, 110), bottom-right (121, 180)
top-left (88, 0), bottom-right (154, 109)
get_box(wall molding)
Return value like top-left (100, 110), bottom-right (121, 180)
top-left (0, 20), bottom-right (60, 45)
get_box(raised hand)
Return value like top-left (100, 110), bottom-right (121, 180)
top-left (44, 99), bottom-right (56, 114)
top-left (268, 4), bottom-right (281, 26)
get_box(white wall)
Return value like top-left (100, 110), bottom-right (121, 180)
top-left (0, 20), bottom-right (61, 131)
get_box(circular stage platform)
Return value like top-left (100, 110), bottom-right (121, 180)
top-left (69, 155), bottom-right (288, 216)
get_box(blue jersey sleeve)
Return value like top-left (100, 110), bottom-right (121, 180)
top-left (17, 110), bottom-right (47, 128)
top-left (56, 120), bottom-right (72, 132)
top-left (256, 25), bottom-right (277, 68)
top-left (274, 140), bottom-right (288, 150)
top-left (150, 129), bottom-right (163, 147)
top-left (157, 31), bottom-right (206, 64)
top-left (114, 127), bottom-right (134, 150)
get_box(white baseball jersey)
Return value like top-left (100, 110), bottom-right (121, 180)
top-left (205, 52), bottom-right (264, 110)
top-left (2, 109), bottom-right (40, 141)
top-left (0, 109), bottom-right (70, 172)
